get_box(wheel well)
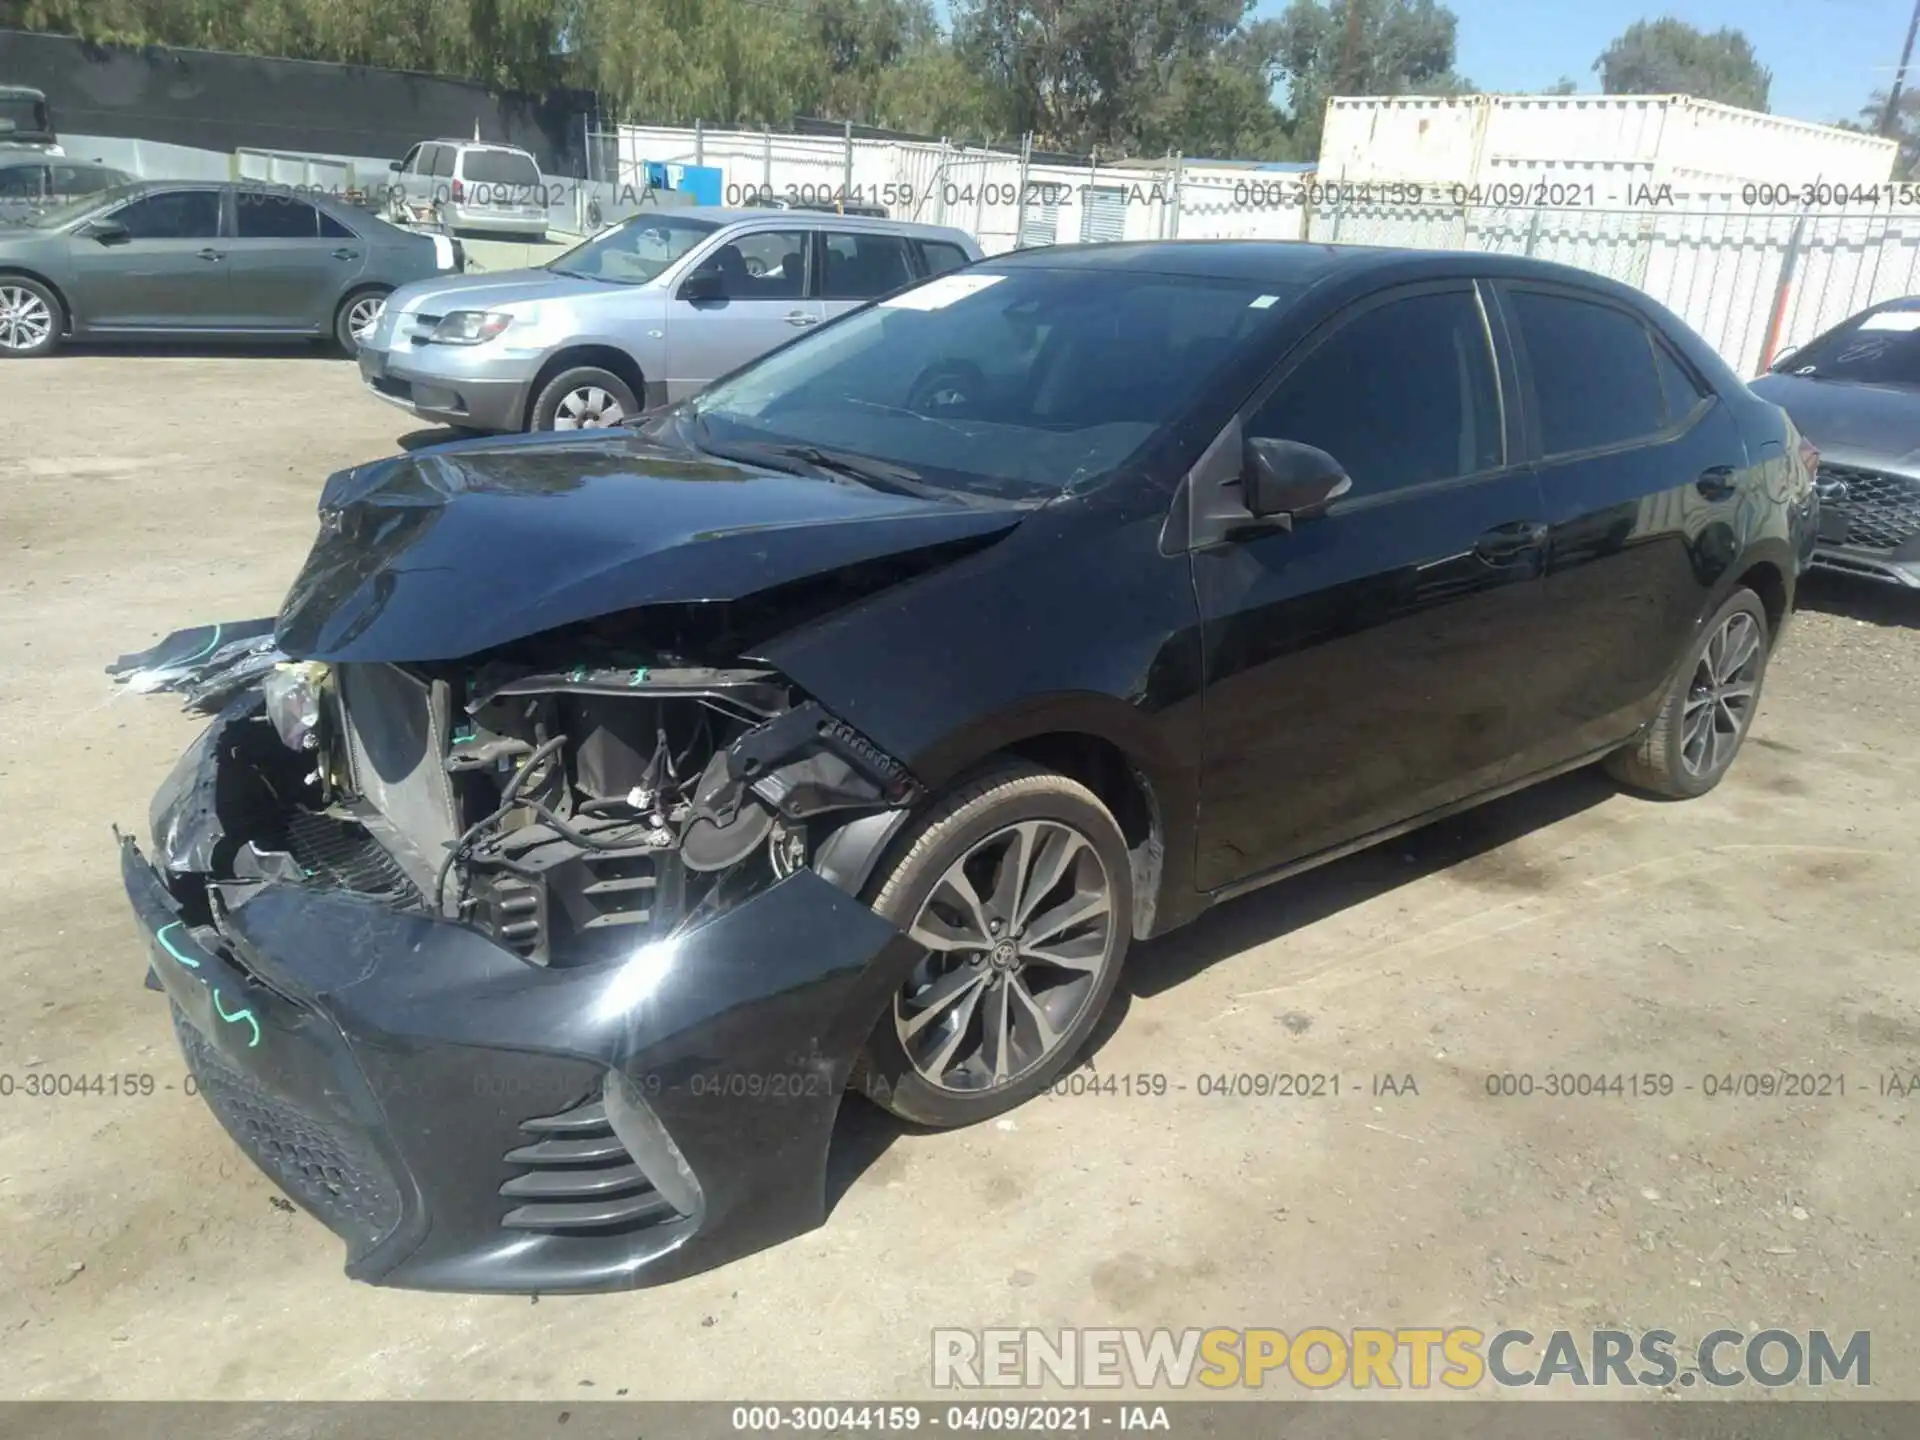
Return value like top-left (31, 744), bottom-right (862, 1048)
top-left (1736, 560), bottom-right (1788, 640)
top-left (0, 267), bottom-right (72, 332)
top-left (1006, 732), bottom-right (1165, 939)
top-left (525, 345), bottom-right (647, 427)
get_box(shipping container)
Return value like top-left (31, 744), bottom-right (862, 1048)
top-left (1319, 94), bottom-right (1897, 197)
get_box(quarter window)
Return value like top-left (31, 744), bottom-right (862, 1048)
top-left (819, 232), bottom-right (915, 299)
top-left (1653, 342), bottom-right (1707, 425)
top-left (110, 189), bottom-right (222, 240)
top-left (917, 240), bottom-right (972, 276)
top-left (1507, 289), bottom-right (1668, 455)
top-left (430, 146), bottom-right (456, 178)
top-left (1247, 289), bottom-right (1502, 495)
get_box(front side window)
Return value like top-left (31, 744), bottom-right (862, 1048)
top-left (819, 232), bottom-right (914, 299)
top-left (430, 146), bottom-right (456, 178)
top-left (1507, 289), bottom-right (1667, 455)
top-left (0, 165), bottom-right (42, 199)
top-left (686, 266), bottom-right (1300, 501)
top-left (1248, 289), bottom-right (1502, 495)
top-left (111, 189), bottom-right (222, 240)
top-left (1775, 305), bottom-right (1920, 388)
top-left (689, 229), bottom-right (809, 299)
top-left (547, 213), bottom-right (719, 285)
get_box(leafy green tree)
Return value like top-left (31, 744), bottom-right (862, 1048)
top-left (1268, 0), bottom-right (1469, 157)
top-left (1594, 18), bottom-right (1771, 111)
top-left (1838, 89), bottom-right (1920, 180)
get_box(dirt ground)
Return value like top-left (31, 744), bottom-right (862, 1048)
top-left (1, 350), bottom-right (1916, 1401)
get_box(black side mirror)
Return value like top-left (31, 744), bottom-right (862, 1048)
top-left (85, 218), bottom-right (130, 245)
top-left (680, 268), bottom-right (725, 301)
top-left (388, 159), bottom-right (403, 172)
top-left (1242, 437), bottom-right (1351, 525)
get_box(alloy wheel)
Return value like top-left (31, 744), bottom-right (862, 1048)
top-left (553, 385), bottom-right (625, 429)
top-left (1681, 609), bottom-right (1763, 778)
top-left (894, 819), bottom-right (1116, 1094)
top-left (347, 294), bottom-right (386, 339)
top-left (0, 286), bottom-right (53, 353)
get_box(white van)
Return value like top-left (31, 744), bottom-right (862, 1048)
top-left (388, 140), bottom-right (549, 239)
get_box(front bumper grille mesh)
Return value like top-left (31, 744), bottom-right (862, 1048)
top-left (500, 1095), bottom-right (677, 1235)
top-left (1819, 463), bottom-right (1920, 552)
top-left (281, 809), bottom-right (421, 906)
top-left (173, 1005), bottom-right (403, 1252)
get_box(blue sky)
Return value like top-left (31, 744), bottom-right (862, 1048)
top-left (1283, 0), bottom-right (1912, 125)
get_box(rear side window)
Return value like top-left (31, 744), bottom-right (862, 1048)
top-left (1248, 289), bottom-right (1502, 495)
top-left (1507, 289), bottom-right (1667, 455)
top-left (236, 193), bottom-right (320, 238)
top-left (819, 231), bottom-right (915, 299)
top-left (460, 149), bottom-right (540, 185)
top-left (1653, 343), bottom-right (1707, 424)
top-left (917, 240), bottom-right (972, 276)
top-left (430, 146), bottom-right (456, 178)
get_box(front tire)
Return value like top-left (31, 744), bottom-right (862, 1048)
top-left (856, 763), bottom-right (1131, 1128)
top-left (0, 277), bottom-right (63, 358)
top-left (529, 366), bottom-right (638, 431)
top-left (1605, 587), bottom-right (1770, 798)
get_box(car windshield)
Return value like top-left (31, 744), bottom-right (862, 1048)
top-left (0, 91), bottom-right (49, 138)
top-left (684, 266), bottom-right (1302, 502)
top-left (1776, 305), bottom-right (1920, 387)
top-left (19, 180), bottom-right (144, 229)
top-left (547, 213), bottom-right (719, 284)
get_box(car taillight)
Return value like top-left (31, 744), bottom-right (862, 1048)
top-left (451, 179), bottom-right (464, 203)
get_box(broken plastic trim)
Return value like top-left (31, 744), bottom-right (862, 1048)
top-left (106, 618), bottom-right (283, 714)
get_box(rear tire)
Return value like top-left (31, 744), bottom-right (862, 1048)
top-left (0, 276), bottom-right (63, 358)
top-left (1605, 587), bottom-right (1770, 799)
top-left (856, 762), bottom-right (1131, 1128)
top-left (333, 287), bottom-right (389, 357)
top-left (529, 366), bottom-right (638, 431)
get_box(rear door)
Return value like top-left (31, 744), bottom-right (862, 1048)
top-left (456, 147), bottom-right (546, 227)
top-left (662, 225), bottom-right (819, 399)
top-left (226, 191), bottom-right (366, 330)
top-left (66, 186), bottom-right (232, 330)
top-left (816, 228), bottom-right (918, 320)
top-left (1492, 281), bottom-right (1751, 773)
top-left (1191, 282), bottom-right (1551, 890)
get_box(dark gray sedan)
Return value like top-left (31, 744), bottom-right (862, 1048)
top-left (1753, 297), bottom-right (1920, 588)
top-left (0, 180), bottom-right (463, 358)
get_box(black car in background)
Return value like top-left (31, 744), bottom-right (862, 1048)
top-left (0, 180), bottom-right (462, 358)
top-left (0, 156), bottom-right (131, 223)
top-left (1753, 297), bottom-right (1920, 587)
top-left (112, 242), bottom-right (1816, 1293)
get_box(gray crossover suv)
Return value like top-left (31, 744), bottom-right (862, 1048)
top-left (356, 208), bottom-right (981, 431)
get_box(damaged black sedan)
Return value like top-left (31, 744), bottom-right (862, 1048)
top-left (115, 244), bottom-right (1815, 1293)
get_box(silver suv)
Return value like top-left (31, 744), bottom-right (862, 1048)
top-left (356, 208), bottom-right (982, 431)
top-left (386, 140), bottom-right (549, 239)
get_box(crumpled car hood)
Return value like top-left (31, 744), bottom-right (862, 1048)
top-left (275, 431), bottom-right (1026, 663)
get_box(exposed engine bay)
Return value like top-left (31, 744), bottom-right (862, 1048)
top-left (113, 616), bottom-right (921, 967)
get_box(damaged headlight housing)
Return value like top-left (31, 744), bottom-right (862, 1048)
top-left (430, 310), bottom-right (513, 345)
top-left (261, 661), bottom-right (328, 752)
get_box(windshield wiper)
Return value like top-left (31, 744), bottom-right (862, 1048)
top-left (693, 434), bottom-right (947, 499)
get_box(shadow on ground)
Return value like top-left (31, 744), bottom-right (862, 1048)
top-left (1797, 571), bottom-right (1920, 630)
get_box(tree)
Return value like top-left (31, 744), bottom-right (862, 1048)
top-left (1594, 18), bottom-right (1771, 112)
top-left (1839, 89), bottom-right (1920, 180)
top-left (1268, 0), bottom-right (1469, 157)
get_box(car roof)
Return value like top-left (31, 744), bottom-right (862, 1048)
top-left (984, 239), bottom-right (1647, 295)
top-left (694, 207), bottom-right (974, 241)
top-left (422, 139), bottom-right (537, 154)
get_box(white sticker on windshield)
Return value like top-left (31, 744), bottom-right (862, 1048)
top-left (1249, 294), bottom-right (1281, 309)
top-left (882, 273), bottom-right (1006, 310)
top-left (1857, 309), bottom-right (1920, 332)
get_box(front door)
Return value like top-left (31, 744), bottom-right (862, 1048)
top-left (663, 227), bottom-right (820, 400)
top-left (1191, 283), bottom-right (1550, 891)
top-left (66, 186), bottom-right (231, 331)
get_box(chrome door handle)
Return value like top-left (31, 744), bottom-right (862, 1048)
top-left (784, 311), bottom-right (819, 327)
top-left (331, 247), bottom-right (360, 261)
top-left (1474, 519), bottom-right (1548, 562)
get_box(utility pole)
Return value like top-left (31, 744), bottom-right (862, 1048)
top-left (1882, 0), bottom-right (1920, 138)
